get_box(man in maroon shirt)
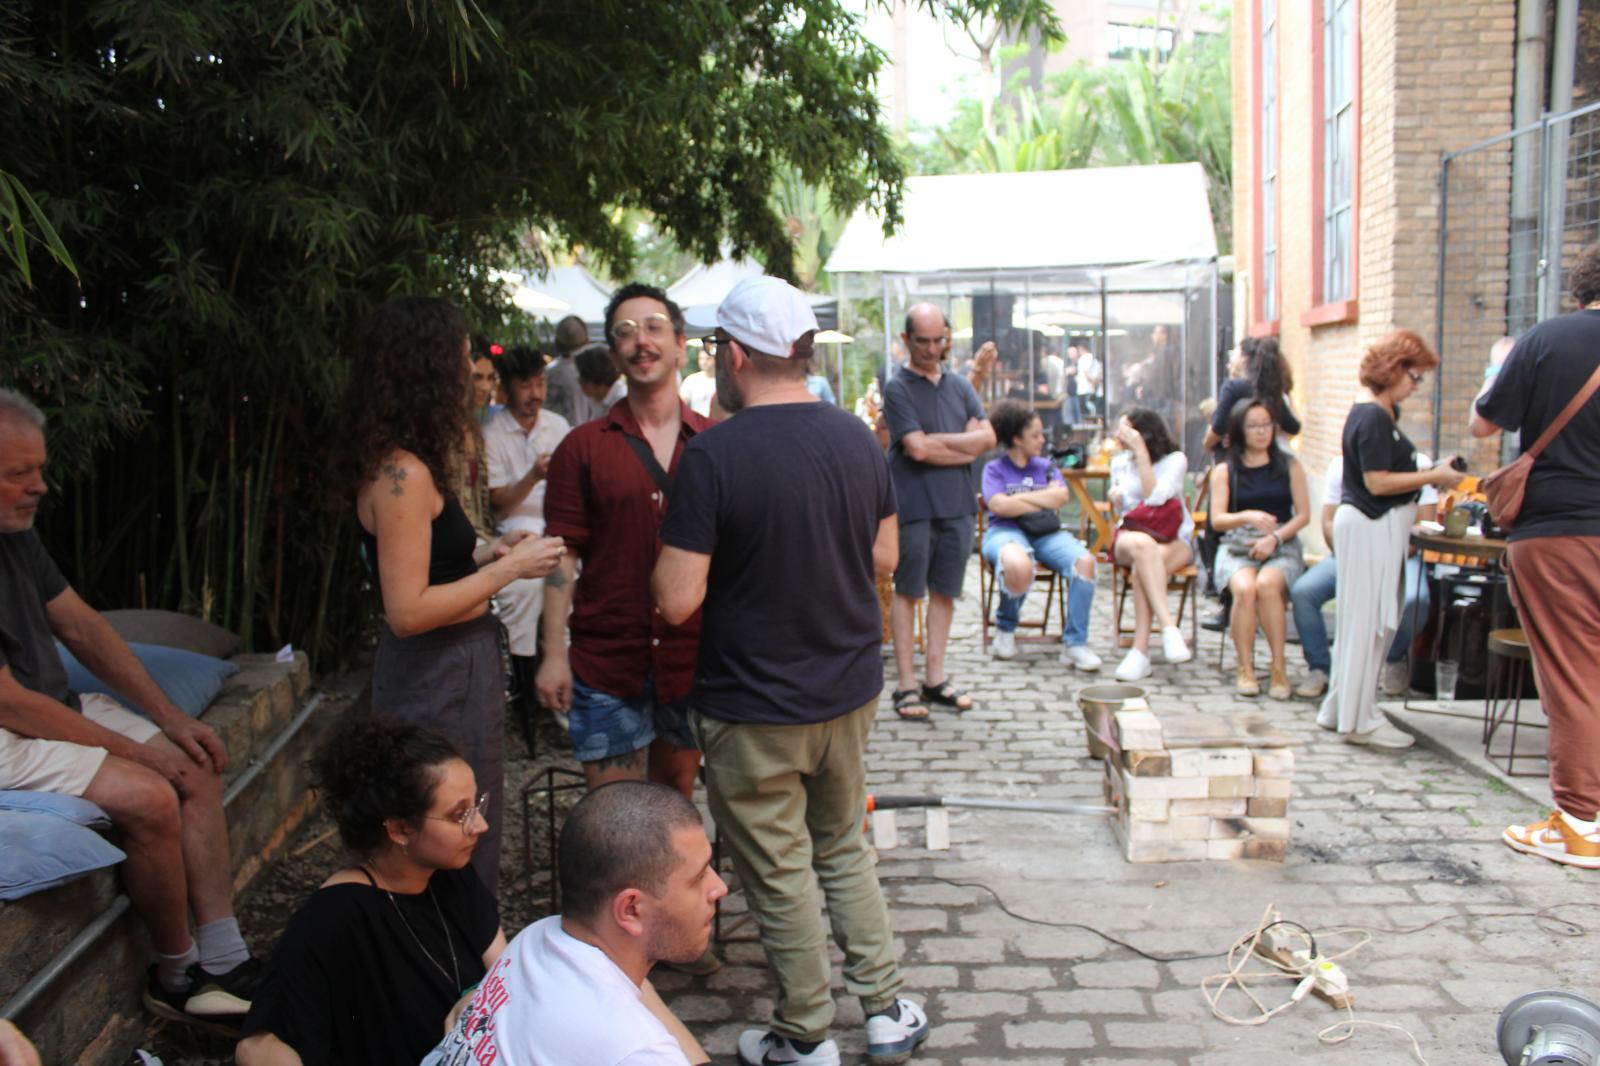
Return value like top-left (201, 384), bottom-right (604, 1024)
top-left (537, 282), bottom-right (711, 798)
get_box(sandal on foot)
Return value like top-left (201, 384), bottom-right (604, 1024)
top-left (921, 679), bottom-right (974, 712)
top-left (891, 689), bottom-right (930, 721)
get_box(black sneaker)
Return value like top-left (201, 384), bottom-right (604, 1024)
top-left (142, 967), bottom-right (229, 1037)
top-left (184, 957), bottom-right (261, 1029)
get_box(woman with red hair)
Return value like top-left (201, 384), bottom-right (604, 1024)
top-left (1318, 330), bottom-right (1463, 749)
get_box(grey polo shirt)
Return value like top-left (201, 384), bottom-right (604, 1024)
top-left (884, 368), bottom-right (985, 522)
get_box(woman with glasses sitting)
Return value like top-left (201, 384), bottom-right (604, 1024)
top-left (1207, 397), bottom-right (1310, 698)
top-left (236, 716), bottom-right (505, 1066)
top-left (1318, 331), bottom-right (1463, 750)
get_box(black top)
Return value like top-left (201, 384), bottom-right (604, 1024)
top-left (359, 494), bottom-right (478, 587)
top-left (1340, 402), bottom-right (1419, 519)
top-left (239, 865), bottom-right (498, 1066)
top-left (883, 369), bottom-right (985, 522)
top-left (0, 531), bottom-right (76, 709)
top-left (1210, 378), bottom-right (1302, 439)
top-left (1228, 460), bottom-right (1294, 525)
top-left (1475, 309), bottom-right (1600, 542)
top-left (659, 402), bottom-right (897, 725)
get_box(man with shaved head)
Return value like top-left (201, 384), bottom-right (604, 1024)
top-left (882, 305), bottom-right (996, 720)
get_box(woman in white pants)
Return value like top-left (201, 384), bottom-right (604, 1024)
top-left (1318, 330), bottom-right (1462, 749)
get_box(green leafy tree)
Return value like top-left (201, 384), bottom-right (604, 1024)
top-left (1, 0), bottom-right (1057, 665)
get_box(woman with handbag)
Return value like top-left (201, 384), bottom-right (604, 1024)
top-left (980, 401), bottom-right (1103, 671)
top-left (1471, 246), bottom-right (1600, 868)
top-left (1109, 407), bottom-right (1195, 681)
top-left (1318, 330), bottom-right (1462, 750)
top-left (1208, 398), bottom-right (1310, 698)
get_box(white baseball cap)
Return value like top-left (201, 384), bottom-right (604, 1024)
top-left (712, 276), bottom-right (819, 358)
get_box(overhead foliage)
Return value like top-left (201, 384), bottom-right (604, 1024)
top-left (0, 0), bottom-right (1058, 665)
top-left (903, 15), bottom-right (1233, 252)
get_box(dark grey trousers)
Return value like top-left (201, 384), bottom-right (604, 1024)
top-left (372, 611), bottom-right (506, 897)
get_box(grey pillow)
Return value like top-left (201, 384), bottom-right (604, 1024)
top-left (100, 610), bottom-right (241, 660)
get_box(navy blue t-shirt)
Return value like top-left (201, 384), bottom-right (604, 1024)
top-left (659, 401), bottom-right (896, 725)
top-left (1475, 309), bottom-right (1600, 541)
top-left (883, 368), bottom-right (985, 522)
top-left (0, 530), bottom-right (76, 709)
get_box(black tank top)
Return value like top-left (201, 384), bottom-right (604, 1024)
top-left (1231, 460), bottom-right (1294, 524)
top-left (359, 494), bottom-right (478, 587)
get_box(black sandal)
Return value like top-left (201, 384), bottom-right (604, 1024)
top-left (921, 679), bottom-right (974, 712)
top-left (891, 689), bottom-right (930, 721)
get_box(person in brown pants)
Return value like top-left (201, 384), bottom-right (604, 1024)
top-left (1471, 243), bottom-right (1600, 870)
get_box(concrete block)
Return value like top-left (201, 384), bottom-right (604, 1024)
top-left (925, 808), bottom-right (951, 851)
top-left (1209, 817), bottom-right (1249, 839)
top-left (1243, 817), bottom-right (1291, 841)
top-left (1253, 748), bottom-right (1296, 777)
top-left (1207, 838), bottom-right (1247, 860)
top-left (1113, 709), bottom-right (1163, 752)
top-left (1168, 816), bottom-right (1210, 840)
top-left (872, 810), bottom-right (899, 850)
top-left (1120, 772), bottom-right (1210, 800)
top-left (1127, 798), bottom-right (1170, 822)
top-left (1208, 775), bottom-right (1255, 798)
top-left (1124, 750), bottom-right (1172, 777)
top-left (1254, 777), bottom-right (1292, 799)
top-left (1248, 796), bottom-right (1289, 817)
top-left (1170, 798), bottom-right (1248, 818)
top-left (1170, 746), bottom-right (1253, 778)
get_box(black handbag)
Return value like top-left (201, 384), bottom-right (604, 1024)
top-left (1016, 508), bottom-right (1062, 537)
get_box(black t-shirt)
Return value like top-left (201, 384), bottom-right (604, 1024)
top-left (239, 865), bottom-right (498, 1066)
top-left (1210, 378), bottom-right (1303, 439)
top-left (0, 530), bottom-right (76, 709)
top-left (1475, 309), bottom-right (1600, 541)
top-left (1340, 402), bottom-right (1419, 519)
top-left (659, 402), bottom-right (897, 725)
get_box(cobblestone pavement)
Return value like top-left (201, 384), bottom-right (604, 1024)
top-left (655, 560), bottom-right (1599, 1065)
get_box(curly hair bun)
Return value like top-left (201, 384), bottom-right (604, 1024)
top-left (310, 714), bottom-right (461, 856)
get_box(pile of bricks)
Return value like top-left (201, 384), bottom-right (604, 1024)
top-left (1100, 701), bottom-right (1297, 863)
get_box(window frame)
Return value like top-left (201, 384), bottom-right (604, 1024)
top-left (1303, 0), bottom-right (1361, 327)
top-left (1250, 0), bottom-right (1281, 337)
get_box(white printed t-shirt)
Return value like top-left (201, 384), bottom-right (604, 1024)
top-left (423, 916), bottom-right (688, 1066)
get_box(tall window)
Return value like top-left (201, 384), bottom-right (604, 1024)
top-left (1259, 0), bottom-right (1278, 322)
top-left (1322, 0), bottom-right (1355, 303)
top-left (1108, 22), bottom-right (1175, 62)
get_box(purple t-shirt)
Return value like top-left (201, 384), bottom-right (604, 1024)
top-left (982, 455), bottom-right (1065, 533)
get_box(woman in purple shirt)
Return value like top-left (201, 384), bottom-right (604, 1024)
top-left (980, 401), bottom-right (1102, 670)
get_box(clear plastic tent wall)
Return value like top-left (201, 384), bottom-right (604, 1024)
top-left (824, 167), bottom-right (1221, 461)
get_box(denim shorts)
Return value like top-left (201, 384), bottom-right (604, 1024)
top-left (568, 672), bottom-right (698, 764)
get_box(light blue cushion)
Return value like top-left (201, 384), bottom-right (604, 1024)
top-left (56, 641), bottom-right (239, 720)
top-left (0, 810), bottom-right (126, 900)
top-left (0, 789), bottom-right (110, 827)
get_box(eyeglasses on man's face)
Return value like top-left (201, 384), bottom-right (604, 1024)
top-left (612, 313), bottom-right (675, 342)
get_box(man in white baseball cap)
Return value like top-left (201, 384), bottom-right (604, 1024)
top-left (653, 276), bottom-right (929, 1066)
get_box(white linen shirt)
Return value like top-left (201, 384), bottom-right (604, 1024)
top-left (484, 408), bottom-right (572, 535)
top-left (1111, 449), bottom-right (1195, 546)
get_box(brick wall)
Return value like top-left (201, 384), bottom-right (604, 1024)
top-left (1234, 0), bottom-right (1516, 541)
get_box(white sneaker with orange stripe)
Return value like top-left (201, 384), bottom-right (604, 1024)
top-left (1503, 810), bottom-right (1600, 869)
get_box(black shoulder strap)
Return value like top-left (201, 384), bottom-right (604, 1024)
top-left (622, 433), bottom-right (673, 497)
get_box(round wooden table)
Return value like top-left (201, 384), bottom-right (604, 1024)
top-left (1408, 529), bottom-right (1508, 562)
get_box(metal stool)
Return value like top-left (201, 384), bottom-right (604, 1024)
top-left (1482, 628), bottom-right (1546, 777)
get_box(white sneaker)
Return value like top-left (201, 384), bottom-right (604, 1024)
top-left (991, 631), bottom-right (1017, 660)
top-left (1060, 644), bottom-right (1102, 672)
top-left (1380, 660), bottom-right (1410, 697)
top-left (1160, 625), bottom-right (1191, 664)
top-left (1294, 669), bottom-right (1329, 700)
top-left (737, 1031), bottom-right (841, 1066)
top-left (865, 999), bottom-right (930, 1064)
top-left (1114, 648), bottom-right (1151, 681)
top-left (1343, 722), bottom-right (1415, 750)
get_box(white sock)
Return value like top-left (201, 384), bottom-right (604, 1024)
top-left (1561, 810), bottom-right (1599, 835)
top-left (157, 942), bottom-right (199, 993)
top-left (196, 916), bottom-right (250, 974)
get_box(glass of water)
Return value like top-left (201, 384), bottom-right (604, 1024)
top-left (1436, 659), bottom-right (1460, 707)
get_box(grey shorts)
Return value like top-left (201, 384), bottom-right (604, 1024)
top-left (895, 515), bottom-right (976, 600)
top-left (1213, 535), bottom-right (1306, 592)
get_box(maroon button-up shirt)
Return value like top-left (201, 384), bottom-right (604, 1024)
top-left (543, 399), bottom-right (714, 702)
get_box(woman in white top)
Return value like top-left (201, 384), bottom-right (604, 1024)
top-left (1108, 407), bottom-right (1195, 681)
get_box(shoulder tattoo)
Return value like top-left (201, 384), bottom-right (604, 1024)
top-left (381, 461), bottom-right (408, 497)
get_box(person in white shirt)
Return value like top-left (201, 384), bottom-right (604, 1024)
top-left (679, 347), bottom-right (717, 417)
top-left (1077, 346), bottom-right (1103, 418)
top-left (1288, 452), bottom-right (1438, 699)
top-left (484, 347), bottom-right (572, 735)
top-left (425, 781), bottom-right (723, 1066)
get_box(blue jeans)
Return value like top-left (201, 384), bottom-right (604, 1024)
top-left (1290, 553), bottom-right (1429, 674)
top-left (981, 525), bottom-right (1095, 646)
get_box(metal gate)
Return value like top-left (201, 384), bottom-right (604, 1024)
top-left (1432, 99), bottom-right (1600, 465)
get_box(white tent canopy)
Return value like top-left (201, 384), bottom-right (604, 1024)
top-left (525, 265), bottom-right (613, 327)
top-left (666, 255), bottom-right (767, 308)
top-left (824, 163), bottom-right (1217, 276)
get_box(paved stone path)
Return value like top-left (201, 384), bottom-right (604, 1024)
top-left (655, 559), bottom-right (1598, 1065)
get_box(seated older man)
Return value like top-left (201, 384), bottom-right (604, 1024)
top-left (0, 388), bottom-right (257, 1033)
